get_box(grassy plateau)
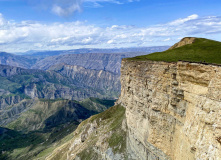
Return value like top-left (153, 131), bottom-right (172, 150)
top-left (128, 38), bottom-right (221, 64)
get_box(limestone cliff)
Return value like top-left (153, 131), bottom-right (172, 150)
top-left (118, 59), bottom-right (221, 160)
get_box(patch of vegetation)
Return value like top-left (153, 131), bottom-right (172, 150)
top-left (0, 77), bottom-right (21, 93)
top-left (0, 122), bottom-right (79, 160)
top-left (91, 104), bottom-right (126, 128)
top-left (79, 97), bottom-right (115, 113)
top-left (128, 38), bottom-right (221, 64)
top-left (108, 129), bottom-right (126, 153)
top-left (77, 147), bottom-right (100, 160)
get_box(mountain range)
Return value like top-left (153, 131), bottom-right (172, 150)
top-left (0, 46), bottom-right (171, 159)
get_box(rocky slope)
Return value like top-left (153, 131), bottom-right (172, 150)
top-left (0, 64), bottom-right (120, 101)
top-left (45, 104), bottom-right (127, 160)
top-left (51, 64), bottom-right (120, 98)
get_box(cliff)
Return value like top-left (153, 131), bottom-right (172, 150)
top-left (118, 59), bottom-right (221, 160)
top-left (44, 38), bottom-right (221, 160)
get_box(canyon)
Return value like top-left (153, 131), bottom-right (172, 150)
top-left (1, 38), bottom-right (221, 160)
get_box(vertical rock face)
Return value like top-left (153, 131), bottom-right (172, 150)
top-left (118, 59), bottom-right (221, 160)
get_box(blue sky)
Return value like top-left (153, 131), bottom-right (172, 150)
top-left (0, 0), bottom-right (221, 52)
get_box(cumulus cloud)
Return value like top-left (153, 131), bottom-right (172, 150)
top-left (1, 14), bottom-right (221, 52)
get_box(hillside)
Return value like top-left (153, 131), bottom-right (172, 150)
top-left (0, 98), bottom-right (115, 160)
top-left (46, 105), bottom-right (127, 160)
top-left (129, 37), bottom-right (221, 64)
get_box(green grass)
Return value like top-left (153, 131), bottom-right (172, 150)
top-left (0, 122), bottom-right (79, 160)
top-left (0, 77), bottom-right (21, 93)
top-left (79, 97), bottom-right (115, 113)
top-left (77, 147), bottom-right (100, 160)
top-left (128, 38), bottom-right (221, 64)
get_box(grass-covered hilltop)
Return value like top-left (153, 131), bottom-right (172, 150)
top-left (129, 37), bottom-right (221, 64)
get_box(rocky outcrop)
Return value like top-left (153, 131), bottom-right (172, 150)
top-left (169, 37), bottom-right (196, 50)
top-left (0, 95), bottom-right (25, 110)
top-left (0, 99), bottom-right (35, 126)
top-left (53, 64), bottom-right (120, 98)
top-left (118, 59), bottom-right (221, 160)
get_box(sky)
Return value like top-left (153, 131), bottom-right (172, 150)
top-left (0, 0), bottom-right (221, 53)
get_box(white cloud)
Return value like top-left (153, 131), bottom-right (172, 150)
top-left (169, 14), bottom-right (199, 25)
top-left (0, 13), bottom-right (6, 26)
top-left (107, 39), bottom-right (114, 44)
top-left (51, 0), bottom-right (82, 17)
top-left (163, 38), bottom-right (171, 41)
top-left (28, 0), bottom-right (127, 17)
top-left (1, 14), bottom-right (221, 52)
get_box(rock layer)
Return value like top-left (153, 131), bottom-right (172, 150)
top-left (169, 37), bottom-right (196, 50)
top-left (118, 59), bottom-right (221, 160)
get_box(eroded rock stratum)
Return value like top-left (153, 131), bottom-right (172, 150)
top-left (118, 59), bottom-right (221, 160)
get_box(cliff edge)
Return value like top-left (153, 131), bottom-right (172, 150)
top-left (44, 38), bottom-right (221, 160)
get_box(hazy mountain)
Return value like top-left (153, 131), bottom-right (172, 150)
top-left (20, 46), bottom-right (168, 58)
top-left (32, 51), bottom-right (167, 74)
top-left (0, 46), bottom-right (168, 73)
top-left (0, 52), bottom-right (38, 69)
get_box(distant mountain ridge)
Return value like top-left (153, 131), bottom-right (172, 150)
top-left (0, 46), bottom-right (168, 73)
top-left (19, 46), bottom-right (169, 57)
top-left (0, 52), bottom-right (38, 69)
top-left (32, 51), bottom-right (169, 74)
